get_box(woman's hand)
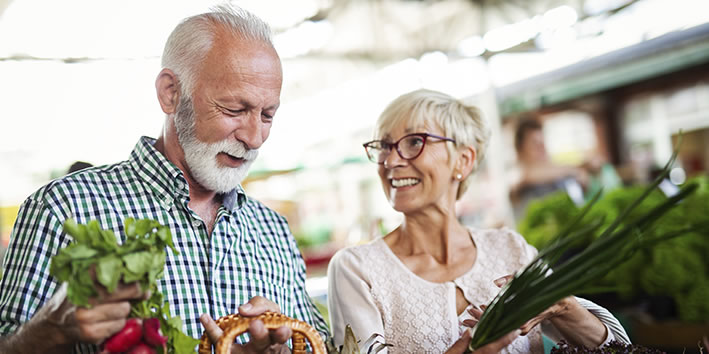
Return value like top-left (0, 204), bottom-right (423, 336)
top-left (464, 275), bottom-right (608, 347)
top-left (463, 275), bottom-right (570, 336)
top-left (200, 296), bottom-right (293, 354)
top-left (445, 329), bottom-right (519, 354)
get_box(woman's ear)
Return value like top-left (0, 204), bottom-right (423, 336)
top-left (455, 145), bottom-right (477, 179)
top-left (155, 68), bottom-right (180, 115)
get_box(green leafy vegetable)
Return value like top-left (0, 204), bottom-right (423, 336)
top-left (520, 176), bottom-right (709, 321)
top-left (50, 217), bottom-right (199, 353)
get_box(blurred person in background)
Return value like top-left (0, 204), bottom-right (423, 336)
top-left (0, 5), bottom-right (328, 353)
top-left (510, 119), bottom-right (621, 221)
top-left (66, 161), bottom-right (93, 174)
top-left (327, 89), bottom-right (629, 353)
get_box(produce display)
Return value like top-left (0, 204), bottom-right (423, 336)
top-left (519, 175), bottom-right (709, 322)
top-left (50, 218), bottom-right (199, 354)
top-left (550, 340), bottom-right (664, 353)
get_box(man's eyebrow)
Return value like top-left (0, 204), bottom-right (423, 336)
top-left (215, 98), bottom-right (279, 111)
top-left (264, 103), bottom-right (280, 111)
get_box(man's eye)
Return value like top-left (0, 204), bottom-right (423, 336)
top-left (226, 108), bottom-right (245, 115)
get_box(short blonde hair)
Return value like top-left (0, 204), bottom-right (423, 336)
top-left (373, 89), bottom-right (491, 199)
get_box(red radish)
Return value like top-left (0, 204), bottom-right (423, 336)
top-left (143, 318), bottom-right (168, 347)
top-left (128, 342), bottom-right (156, 354)
top-left (103, 318), bottom-right (143, 353)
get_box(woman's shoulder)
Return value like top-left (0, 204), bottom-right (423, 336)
top-left (470, 226), bottom-right (528, 246)
top-left (329, 239), bottom-right (388, 269)
top-left (469, 226), bottom-right (538, 263)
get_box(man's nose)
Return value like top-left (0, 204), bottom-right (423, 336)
top-left (237, 112), bottom-right (266, 149)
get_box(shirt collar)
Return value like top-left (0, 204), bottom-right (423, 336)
top-left (130, 136), bottom-right (247, 211)
top-left (223, 185), bottom-right (247, 211)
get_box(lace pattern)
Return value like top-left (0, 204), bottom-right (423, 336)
top-left (355, 228), bottom-right (543, 354)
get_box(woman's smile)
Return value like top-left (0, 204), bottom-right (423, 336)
top-left (390, 177), bottom-right (421, 189)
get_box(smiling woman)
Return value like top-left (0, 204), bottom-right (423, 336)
top-left (327, 88), bottom-right (629, 354)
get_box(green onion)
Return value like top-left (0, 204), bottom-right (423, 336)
top-left (469, 144), bottom-right (709, 350)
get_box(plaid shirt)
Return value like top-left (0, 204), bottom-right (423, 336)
top-left (0, 136), bottom-right (329, 353)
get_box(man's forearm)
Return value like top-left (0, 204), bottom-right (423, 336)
top-left (0, 318), bottom-right (74, 354)
top-left (0, 283), bottom-right (78, 354)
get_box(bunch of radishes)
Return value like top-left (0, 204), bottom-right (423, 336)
top-left (102, 318), bottom-right (168, 354)
top-left (52, 218), bottom-right (199, 353)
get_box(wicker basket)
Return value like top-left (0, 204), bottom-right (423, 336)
top-left (198, 312), bottom-right (327, 354)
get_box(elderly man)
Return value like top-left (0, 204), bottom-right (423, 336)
top-left (0, 5), bottom-right (328, 353)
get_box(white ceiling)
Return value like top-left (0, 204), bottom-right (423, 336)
top-left (1, 0), bottom-right (708, 205)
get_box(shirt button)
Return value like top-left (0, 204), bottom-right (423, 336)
top-left (192, 220), bottom-right (202, 228)
top-left (161, 197), bottom-right (173, 209)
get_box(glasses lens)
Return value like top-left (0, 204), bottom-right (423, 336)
top-left (365, 142), bottom-right (386, 163)
top-left (399, 135), bottom-right (425, 159)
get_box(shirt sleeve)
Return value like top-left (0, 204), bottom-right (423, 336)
top-left (0, 195), bottom-right (99, 354)
top-left (540, 297), bottom-right (631, 346)
top-left (290, 245), bottom-right (331, 342)
top-left (0, 197), bottom-right (65, 336)
top-left (574, 297), bottom-right (630, 344)
top-left (327, 248), bottom-right (385, 348)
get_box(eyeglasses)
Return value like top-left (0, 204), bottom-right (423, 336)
top-left (362, 133), bottom-right (456, 164)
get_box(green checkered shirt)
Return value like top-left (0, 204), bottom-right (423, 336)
top-left (0, 137), bottom-right (330, 353)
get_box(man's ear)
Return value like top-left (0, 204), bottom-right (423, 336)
top-left (455, 145), bottom-right (477, 179)
top-left (155, 68), bottom-right (180, 115)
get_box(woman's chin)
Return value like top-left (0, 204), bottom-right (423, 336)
top-left (390, 200), bottom-right (420, 214)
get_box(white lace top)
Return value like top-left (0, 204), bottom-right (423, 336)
top-left (327, 227), bottom-right (627, 353)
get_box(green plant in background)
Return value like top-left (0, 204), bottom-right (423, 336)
top-left (294, 220), bottom-right (333, 250)
top-left (518, 175), bottom-right (709, 323)
top-left (518, 191), bottom-right (578, 249)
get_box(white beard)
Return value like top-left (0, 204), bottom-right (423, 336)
top-left (174, 97), bottom-right (258, 194)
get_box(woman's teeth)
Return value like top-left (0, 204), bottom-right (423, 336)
top-left (391, 178), bottom-right (420, 188)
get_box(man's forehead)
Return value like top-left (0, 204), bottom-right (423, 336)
top-left (197, 40), bottom-right (281, 85)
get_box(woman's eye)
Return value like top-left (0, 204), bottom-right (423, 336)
top-left (408, 138), bottom-right (424, 147)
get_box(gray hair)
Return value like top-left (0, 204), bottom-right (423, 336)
top-left (374, 89), bottom-right (491, 200)
top-left (161, 4), bottom-right (274, 98)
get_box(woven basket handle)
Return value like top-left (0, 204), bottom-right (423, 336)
top-left (198, 312), bottom-right (326, 354)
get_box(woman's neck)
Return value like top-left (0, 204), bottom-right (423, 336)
top-left (390, 209), bottom-right (471, 265)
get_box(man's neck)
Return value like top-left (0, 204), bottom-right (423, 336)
top-left (188, 195), bottom-right (221, 236)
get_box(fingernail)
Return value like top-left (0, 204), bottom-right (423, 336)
top-left (240, 303), bottom-right (252, 311)
top-left (494, 277), bottom-right (507, 287)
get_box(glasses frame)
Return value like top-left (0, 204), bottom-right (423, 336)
top-left (362, 132), bottom-right (457, 164)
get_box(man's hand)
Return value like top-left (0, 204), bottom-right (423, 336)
top-left (66, 281), bottom-right (146, 345)
top-left (0, 280), bottom-right (146, 354)
top-left (201, 296), bottom-right (293, 354)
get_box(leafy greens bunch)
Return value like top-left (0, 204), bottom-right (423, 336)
top-left (468, 150), bottom-right (709, 350)
top-left (50, 218), bottom-right (199, 354)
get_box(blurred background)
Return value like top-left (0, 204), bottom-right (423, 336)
top-left (1, 0), bottom-right (708, 351)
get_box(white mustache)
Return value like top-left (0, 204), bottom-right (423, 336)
top-left (221, 140), bottom-right (259, 160)
top-left (192, 139), bottom-right (259, 161)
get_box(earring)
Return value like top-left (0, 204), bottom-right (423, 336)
top-left (456, 173), bottom-right (463, 180)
